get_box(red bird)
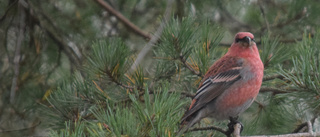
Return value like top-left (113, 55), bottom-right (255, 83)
top-left (178, 32), bottom-right (264, 135)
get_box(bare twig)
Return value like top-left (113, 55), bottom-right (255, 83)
top-left (233, 123), bottom-right (241, 137)
top-left (293, 117), bottom-right (317, 133)
top-left (179, 55), bottom-right (202, 77)
top-left (254, 100), bottom-right (265, 108)
top-left (93, 0), bottom-right (151, 40)
top-left (259, 87), bottom-right (293, 94)
top-left (292, 122), bottom-right (308, 133)
top-left (27, 0), bottom-right (81, 67)
top-left (0, 121), bottom-right (41, 133)
top-left (242, 132), bottom-right (320, 137)
top-left (307, 120), bottom-right (313, 134)
top-left (263, 74), bottom-right (285, 81)
top-left (217, 0), bottom-right (251, 31)
top-left (129, 0), bottom-right (174, 73)
top-left (187, 126), bottom-right (227, 135)
top-left (0, 0), bottom-right (18, 22)
top-left (255, 7), bottom-right (307, 33)
top-left (258, 0), bottom-right (270, 32)
top-left (45, 48), bottom-right (62, 84)
top-left (105, 70), bottom-right (134, 89)
top-left (10, 0), bottom-right (26, 104)
top-left (169, 91), bottom-right (194, 98)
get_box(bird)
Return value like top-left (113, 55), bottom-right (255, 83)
top-left (177, 32), bottom-right (264, 135)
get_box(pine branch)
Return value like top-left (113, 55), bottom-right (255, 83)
top-left (216, 0), bottom-right (251, 31)
top-left (263, 74), bottom-right (285, 81)
top-left (243, 132), bottom-right (320, 137)
top-left (258, 1), bottom-right (270, 32)
top-left (0, 0), bottom-right (18, 22)
top-left (259, 87), bottom-right (294, 94)
top-left (27, 0), bottom-right (81, 66)
top-left (93, 0), bottom-right (151, 40)
top-left (10, 1), bottom-right (26, 104)
top-left (292, 116), bottom-right (317, 133)
top-left (187, 125), bottom-right (227, 135)
top-left (232, 123), bottom-right (241, 137)
top-left (0, 121), bottom-right (41, 133)
top-left (104, 70), bottom-right (134, 89)
top-left (179, 54), bottom-right (202, 77)
top-left (187, 123), bottom-right (243, 137)
top-left (177, 86), bottom-right (294, 99)
top-left (255, 7), bottom-right (307, 33)
top-left (45, 49), bottom-right (62, 84)
top-left (219, 33), bottom-right (314, 47)
top-left (129, 0), bottom-right (174, 73)
top-left (188, 125), bottom-right (320, 137)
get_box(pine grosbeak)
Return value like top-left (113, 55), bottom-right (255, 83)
top-left (178, 32), bottom-right (264, 135)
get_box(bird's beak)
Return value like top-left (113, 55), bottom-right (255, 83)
top-left (244, 36), bottom-right (251, 45)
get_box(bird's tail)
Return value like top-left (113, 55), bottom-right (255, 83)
top-left (176, 113), bottom-right (201, 136)
top-left (176, 121), bottom-right (192, 136)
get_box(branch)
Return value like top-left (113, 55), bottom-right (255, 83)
top-left (232, 123), bottom-right (242, 137)
top-left (0, 0), bottom-right (18, 23)
top-left (171, 91), bottom-right (194, 98)
top-left (45, 48), bottom-right (62, 84)
top-left (217, 0), bottom-right (251, 31)
top-left (263, 74), bottom-right (285, 81)
top-left (292, 116), bottom-right (317, 133)
top-left (27, 1), bottom-right (81, 66)
top-left (259, 87), bottom-right (293, 94)
top-left (10, 1), bottom-right (26, 104)
top-left (93, 0), bottom-right (151, 40)
top-left (179, 55), bottom-right (202, 77)
top-left (176, 85), bottom-right (294, 99)
top-left (243, 132), bottom-right (320, 137)
top-left (258, 1), bottom-right (270, 32)
top-left (255, 7), bottom-right (307, 33)
top-left (129, 0), bottom-right (174, 73)
top-left (104, 70), bottom-right (134, 89)
top-left (188, 125), bottom-right (320, 137)
top-left (187, 126), bottom-right (227, 135)
top-left (0, 121), bottom-right (41, 133)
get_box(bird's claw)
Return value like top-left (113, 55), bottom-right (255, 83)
top-left (226, 117), bottom-right (243, 136)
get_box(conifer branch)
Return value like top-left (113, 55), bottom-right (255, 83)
top-left (27, 0), bottom-right (81, 66)
top-left (243, 132), bottom-right (320, 137)
top-left (93, 0), bottom-right (151, 40)
top-left (259, 87), bottom-right (293, 94)
top-left (10, 1), bottom-right (25, 104)
top-left (105, 70), bottom-right (134, 89)
top-left (129, 0), bottom-right (174, 73)
top-left (216, 0), bottom-right (251, 31)
top-left (0, 0), bottom-right (18, 22)
top-left (0, 121), bottom-right (41, 133)
top-left (179, 55), bottom-right (202, 77)
top-left (292, 116), bottom-right (317, 133)
top-left (255, 7), bottom-right (307, 33)
top-left (187, 125), bottom-right (227, 135)
top-left (258, 1), bottom-right (270, 32)
top-left (171, 91), bottom-right (194, 98)
top-left (232, 123), bottom-right (241, 137)
top-left (263, 74), bottom-right (285, 81)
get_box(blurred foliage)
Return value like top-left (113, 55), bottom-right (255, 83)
top-left (1, 0), bottom-right (320, 136)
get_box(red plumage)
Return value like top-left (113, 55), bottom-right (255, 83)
top-left (178, 32), bottom-right (264, 135)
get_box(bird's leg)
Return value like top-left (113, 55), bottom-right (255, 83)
top-left (226, 116), bottom-right (243, 136)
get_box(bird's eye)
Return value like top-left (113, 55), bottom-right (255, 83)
top-left (235, 38), bottom-right (240, 43)
top-left (252, 38), bottom-right (255, 42)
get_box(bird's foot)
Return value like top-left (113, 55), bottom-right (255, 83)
top-left (226, 117), bottom-right (243, 136)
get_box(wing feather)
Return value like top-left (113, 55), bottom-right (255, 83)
top-left (180, 56), bottom-right (243, 123)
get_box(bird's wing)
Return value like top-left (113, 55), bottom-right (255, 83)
top-left (180, 56), bottom-right (243, 123)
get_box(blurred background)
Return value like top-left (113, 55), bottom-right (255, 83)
top-left (1, 0), bottom-right (320, 136)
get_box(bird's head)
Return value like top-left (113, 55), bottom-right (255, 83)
top-left (234, 32), bottom-right (255, 47)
